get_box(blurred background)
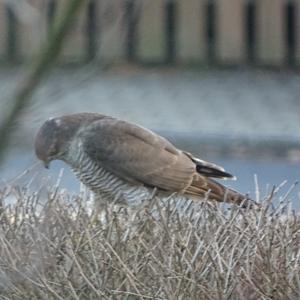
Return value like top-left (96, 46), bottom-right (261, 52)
top-left (0, 0), bottom-right (299, 208)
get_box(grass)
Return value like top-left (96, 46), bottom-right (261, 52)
top-left (0, 179), bottom-right (299, 299)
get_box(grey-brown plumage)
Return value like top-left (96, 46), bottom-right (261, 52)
top-left (35, 113), bottom-right (255, 207)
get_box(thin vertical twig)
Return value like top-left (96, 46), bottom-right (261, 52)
top-left (0, 0), bottom-right (88, 166)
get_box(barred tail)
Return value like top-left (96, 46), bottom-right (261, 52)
top-left (186, 175), bottom-right (259, 208)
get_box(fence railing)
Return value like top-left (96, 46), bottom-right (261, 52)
top-left (0, 0), bottom-right (299, 66)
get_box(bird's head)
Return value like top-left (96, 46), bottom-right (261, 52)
top-left (35, 116), bottom-right (79, 168)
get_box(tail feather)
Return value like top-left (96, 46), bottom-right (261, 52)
top-left (196, 164), bottom-right (235, 180)
top-left (186, 174), bottom-right (258, 208)
top-left (183, 152), bottom-right (236, 180)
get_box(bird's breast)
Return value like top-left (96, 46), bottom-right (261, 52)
top-left (65, 142), bottom-right (154, 205)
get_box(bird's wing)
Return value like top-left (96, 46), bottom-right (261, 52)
top-left (183, 151), bottom-right (236, 180)
top-left (82, 118), bottom-right (199, 192)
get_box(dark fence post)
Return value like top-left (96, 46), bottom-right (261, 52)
top-left (245, 0), bottom-right (256, 63)
top-left (125, 0), bottom-right (138, 62)
top-left (165, 0), bottom-right (177, 64)
top-left (6, 5), bottom-right (18, 62)
top-left (86, 0), bottom-right (98, 61)
top-left (285, 1), bottom-right (296, 65)
top-left (206, 0), bottom-right (216, 63)
top-left (47, 0), bottom-right (57, 34)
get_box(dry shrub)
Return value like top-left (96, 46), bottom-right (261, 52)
top-left (0, 184), bottom-right (299, 300)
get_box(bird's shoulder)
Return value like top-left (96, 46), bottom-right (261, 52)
top-left (82, 117), bottom-right (179, 155)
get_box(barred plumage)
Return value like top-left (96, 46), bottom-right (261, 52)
top-left (35, 113), bottom-right (258, 208)
top-left (66, 140), bottom-right (153, 205)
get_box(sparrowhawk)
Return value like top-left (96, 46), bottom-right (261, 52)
top-left (35, 113), bottom-right (254, 207)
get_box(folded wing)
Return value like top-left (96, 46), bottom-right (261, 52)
top-left (82, 117), bottom-right (253, 206)
top-left (83, 118), bottom-right (197, 192)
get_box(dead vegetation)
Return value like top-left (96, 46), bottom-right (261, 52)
top-left (0, 182), bottom-right (299, 300)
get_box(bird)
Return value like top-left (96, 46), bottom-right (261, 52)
top-left (35, 113), bottom-right (255, 207)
